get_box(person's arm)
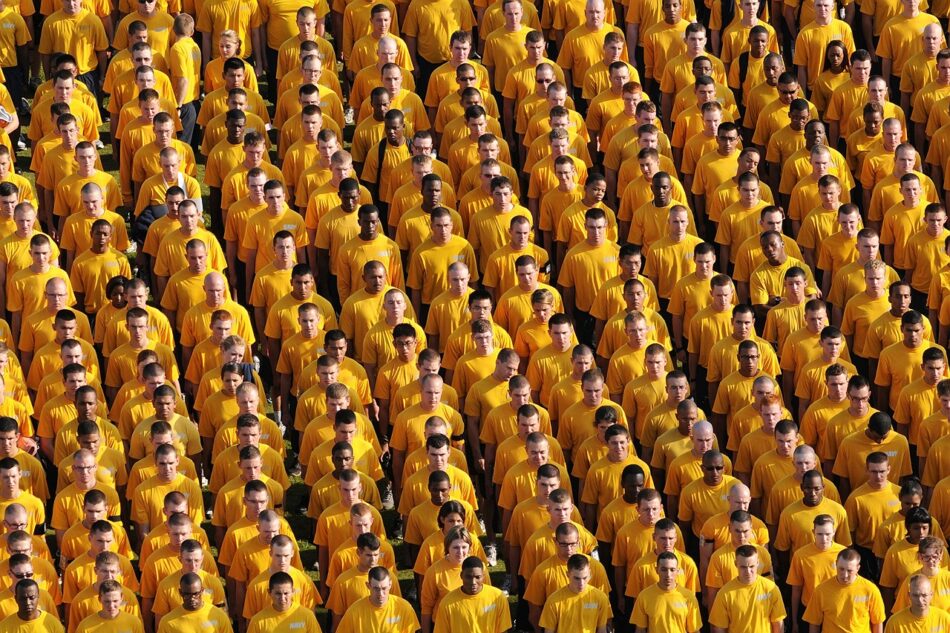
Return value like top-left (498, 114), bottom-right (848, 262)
top-left (317, 248), bottom-right (331, 296)
top-left (262, 330), bottom-right (280, 367)
top-left (10, 311), bottom-right (20, 342)
top-left (626, 23), bottom-right (640, 66)
top-left (467, 415), bottom-right (484, 472)
top-left (410, 288), bottom-right (423, 321)
top-left (882, 58), bottom-right (892, 86)
top-left (406, 36), bottom-right (418, 80)
top-left (783, 5), bottom-right (799, 39)
top-left (391, 449), bottom-right (406, 500)
top-left (503, 98), bottom-right (516, 141)
top-left (562, 286), bottom-right (576, 321)
top-left (243, 249), bottom-right (257, 299)
top-left (40, 436), bottom-right (54, 463)
top-left (155, 275), bottom-right (169, 302)
top-left (529, 604), bottom-right (543, 632)
top-left (317, 545), bottom-right (330, 600)
top-left (661, 92), bottom-right (673, 135)
top-left (252, 27), bottom-right (265, 72)
top-left (279, 371), bottom-right (292, 423)
top-left (797, 66), bottom-right (808, 97)
top-left (874, 382), bottom-right (888, 412)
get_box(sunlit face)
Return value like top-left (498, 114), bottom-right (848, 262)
top-left (736, 554), bottom-right (759, 584)
top-left (835, 558), bottom-right (859, 585)
top-left (567, 565), bottom-right (590, 593)
top-left (446, 538), bottom-right (471, 564)
top-left (657, 558), bottom-right (679, 589)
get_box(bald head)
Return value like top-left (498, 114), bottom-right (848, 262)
top-left (204, 271), bottom-right (225, 289)
top-left (728, 482), bottom-right (751, 501)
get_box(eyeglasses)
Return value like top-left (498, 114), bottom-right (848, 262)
top-left (11, 572), bottom-right (32, 579)
top-left (556, 541), bottom-right (579, 547)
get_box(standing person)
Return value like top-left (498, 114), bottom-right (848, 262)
top-left (433, 557), bottom-right (511, 633)
top-left (708, 545), bottom-right (785, 633)
top-left (803, 548), bottom-right (886, 633)
top-left (336, 567), bottom-right (420, 633)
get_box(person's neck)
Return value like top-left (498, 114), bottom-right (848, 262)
top-left (30, 262), bottom-right (50, 274)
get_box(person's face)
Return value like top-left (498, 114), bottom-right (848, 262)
top-left (607, 433), bottom-right (629, 461)
top-left (807, 523), bottom-right (834, 551)
top-left (691, 425), bottom-right (715, 455)
top-left (585, 0), bottom-right (605, 25)
top-left (802, 476), bottom-right (824, 505)
top-left (454, 564), bottom-right (485, 597)
top-left (421, 381), bottom-right (443, 409)
top-left (450, 39), bottom-right (472, 62)
top-left (789, 106), bottom-right (810, 131)
top-left (703, 456), bottom-right (726, 484)
top-left (566, 564), bottom-right (591, 593)
top-left (29, 243), bottom-right (50, 268)
top-left (736, 554), bottom-right (759, 584)
top-left (820, 335), bottom-right (842, 360)
top-left (784, 274), bottom-right (806, 301)
top-left (156, 451), bottom-right (179, 481)
top-left (609, 66), bottom-right (630, 92)
top-left (657, 558), bottom-right (679, 589)
top-left (447, 538), bottom-right (471, 564)
top-left (242, 486), bottom-right (268, 519)
top-left (910, 579), bottom-right (934, 612)
top-left (527, 439), bottom-right (550, 466)
top-left (492, 185), bottom-right (513, 209)
top-left (646, 352), bottom-right (668, 379)
top-left (851, 59), bottom-right (871, 85)
top-left (525, 37), bottom-right (545, 61)
top-left (318, 138), bottom-right (340, 163)
top-left (78, 430), bottom-right (100, 454)
top-left (89, 527), bottom-right (115, 553)
top-left (426, 443), bottom-right (450, 471)
top-left (868, 80), bottom-right (888, 105)
top-left (902, 321), bottom-right (925, 347)
top-left (0, 431), bottom-right (16, 456)
top-left (762, 234), bottom-right (785, 265)
top-left (857, 237), bottom-right (881, 265)
top-left (920, 547), bottom-right (944, 572)
top-left (835, 558), bottom-right (859, 585)
top-left (358, 210), bottom-right (381, 240)
top-left (711, 283), bottom-right (734, 311)
top-left (863, 110), bottom-right (884, 137)
top-left (793, 449), bottom-right (817, 476)
top-left (926, 211), bottom-right (948, 236)
top-left (685, 30), bottom-right (707, 55)
top-left (899, 178), bottom-right (923, 208)
top-left (662, 0), bottom-right (682, 20)
top-left (654, 528), bottom-right (677, 553)
top-left (639, 497), bottom-right (663, 525)
top-left (625, 318), bottom-right (649, 348)
top-left (909, 521), bottom-right (931, 542)
top-left (924, 359), bottom-right (947, 386)
top-left (650, 175), bottom-right (673, 206)
top-left (367, 575), bottom-right (392, 607)
top-left (291, 274), bottom-right (314, 299)
top-left (422, 179), bottom-right (443, 207)
top-left (384, 292), bottom-right (406, 319)
top-left (0, 190), bottom-right (15, 217)
top-left (15, 584), bottom-right (39, 615)
top-left (237, 425), bottom-right (261, 447)
top-left (695, 82), bottom-right (716, 104)
top-left (382, 69), bottom-right (402, 96)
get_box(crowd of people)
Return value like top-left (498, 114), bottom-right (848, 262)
top-left (0, 0), bottom-right (946, 629)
